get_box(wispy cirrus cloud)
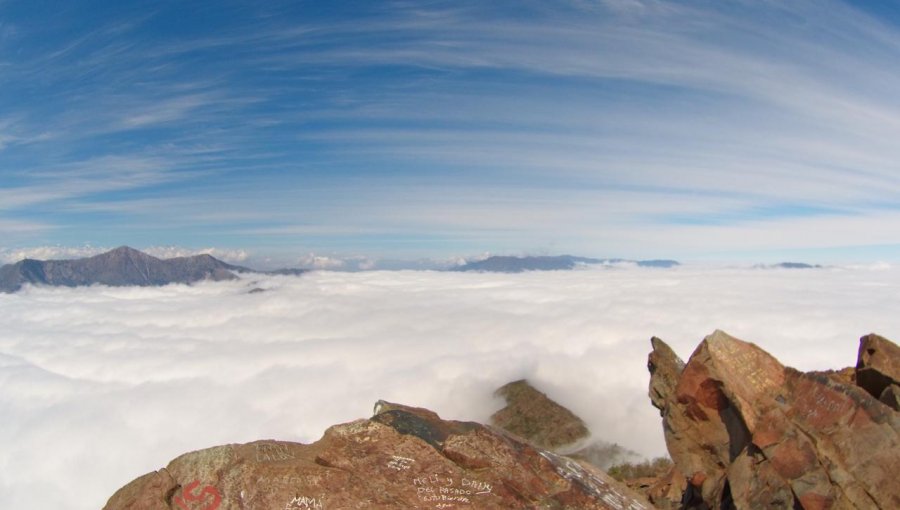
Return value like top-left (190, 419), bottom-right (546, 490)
top-left (1, 1), bottom-right (899, 258)
top-left (0, 218), bottom-right (50, 234)
top-left (0, 155), bottom-right (198, 212)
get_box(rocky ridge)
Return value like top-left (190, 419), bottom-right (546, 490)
top-left (105, 401), bottom-right (651, 510)
top-left (647, 331), bottom-right (900, 509)
top-left (453, 255), bottom-right (679, 273)
top-left (0, 246), bottom-right (308, 293)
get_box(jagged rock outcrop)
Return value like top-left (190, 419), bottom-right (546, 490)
top-left (856, 333), bottom-right (900, 411)
top-left (490, 379), bottom-right (590, 450)
top-left (648, 330), bottom-right (900, 510)
top-left (105, 401), bottom-right (652, 510)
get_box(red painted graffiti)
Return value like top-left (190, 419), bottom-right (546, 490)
top-left (173, 480), bottom-right (222, 510)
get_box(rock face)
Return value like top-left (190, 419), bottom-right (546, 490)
top-left (648, 330), bottom-right (900, 509)
top-left (490, 379), bottom-right (590, 450)
top-left (856, 333), bottom-right (900, 411)
top-left (106, 401), bottom-right (652, 510)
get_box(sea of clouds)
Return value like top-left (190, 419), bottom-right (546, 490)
top-left (2, 264), bottom-right (899, 509)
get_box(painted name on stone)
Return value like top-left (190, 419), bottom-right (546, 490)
top-left (412, 474), bottom-right (493, 507)
top-left (387, 455), bottom-right (415, 471)
top-left (255, 442), bottom-right (296, 462)
top-left (284, 495), bottom-right (325, 510)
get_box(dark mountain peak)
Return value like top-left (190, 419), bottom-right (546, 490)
top-left (0, 247), bottom-right (243, 293)
top-left (101, 246), bottom-right (159, 261)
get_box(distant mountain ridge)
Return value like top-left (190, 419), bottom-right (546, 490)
top-left (754, 261), bottom-right (823, 269)
top-left (0, 246), bottom-right (262, 293)
top-left (452, 255), bottom-right (679, 273)
top-left (0, 249), bottom-right (681, 292)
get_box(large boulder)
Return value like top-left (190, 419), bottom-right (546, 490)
top-left (105, 401), bottom-right (652, 510)
top-left (648, 330), bottom-right (900, 510)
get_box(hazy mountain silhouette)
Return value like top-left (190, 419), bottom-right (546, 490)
top-left (0, 246), bottom-right (256, 293)
top-left (754, 262), bottom-right (822, 269)
top-left (452, 255), bottom-right (679, 273)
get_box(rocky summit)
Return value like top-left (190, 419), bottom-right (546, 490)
top-left (490, 379), bottom-right (590, 451)
top-left (105, 401), bottom-right (651, 510)
top-left (647, 330), bottom-right (900, 510)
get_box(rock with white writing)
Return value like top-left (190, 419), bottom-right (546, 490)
top-left (648, 330), bottom-right (900, 510)
top-left (105, 401), bottom-right (652, 510)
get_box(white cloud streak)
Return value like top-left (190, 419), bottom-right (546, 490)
top-left (1, 1), bottom-right (900, 256)
top-left (0, 218), bottom-right (50, 234)
top-left (1, 266), bottom-right (899, 509)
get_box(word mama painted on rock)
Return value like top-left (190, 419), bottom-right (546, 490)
top-left (283, 495), bottom-right (325, 510)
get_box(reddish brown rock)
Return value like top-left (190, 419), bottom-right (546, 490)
top-left (808, 366), bottom-right (855, 387)
top-left (490, 379), bottom-right (590, 451)
top-left (105, 401), bottom-right (652, 510)
top-left (622, 465), bottom-right (686, 510)
top-left (880, 384), bottom-right (900, 411)
top-left (649, 330), bottom-right (900, 510)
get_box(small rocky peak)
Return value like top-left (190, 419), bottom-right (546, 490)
top-left (490, 379), bottom-right (589, 450)
top-left (648, 336), bottom-right (684, 413)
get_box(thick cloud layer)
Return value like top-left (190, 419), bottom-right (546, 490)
top-left (1, 265), bottom-right (899, 509)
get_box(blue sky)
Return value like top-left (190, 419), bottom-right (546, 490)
top-left (2, 0), bottom-right (900, 265)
